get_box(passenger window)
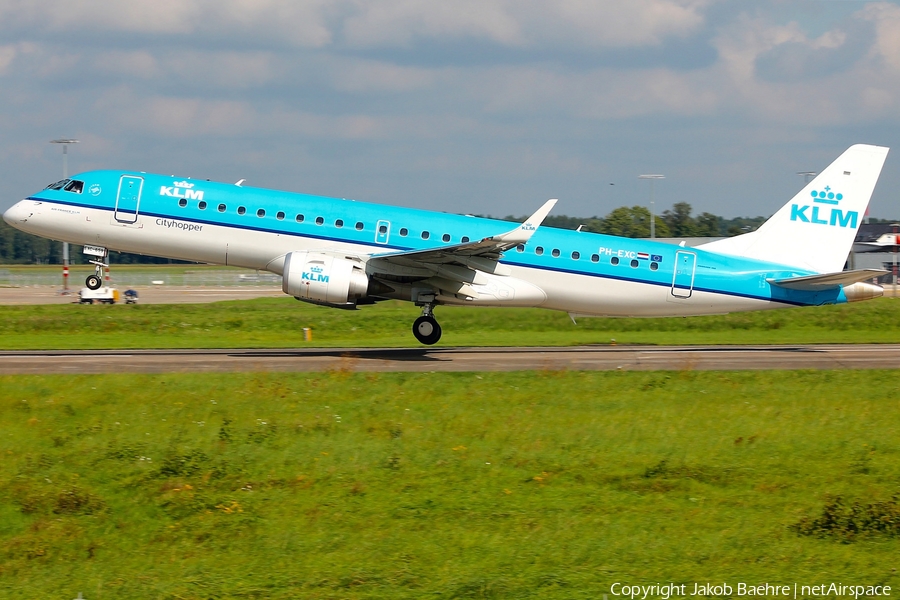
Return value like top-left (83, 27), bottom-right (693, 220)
top-left (535, 246), bottom-right (544, 255)
top-left (379, 224), bottom-right (388, 234)
top-left (399, 228), bottom-right (408, 236)
top-left (610, 256), bottom-right (619, 265)
top-left (571, 251), bottom-right (580, 260)
top-left (315, 217), bottom-right (324, 225)
top-left (442, 234), bottom-right (451, 242)
top-left (630, 259), bottom-right (639, 268)
top-left (276, 211), bottom-right (285, 221)
top-left (591, 254), bottom-right (600, 263)
top-left (650, 262), bottom-right (659, 271)
top-left (551, 249), bottom-right (560, 257)
top-left (179, 199), bottom-right (188, 208)
top-left (355, 222), bottom-right (364, 230)
top-left (516, 244), bottom-right (525, 252)
top-left (421, 231), bottom-right (430, 240)
top-left (217, 204), bottom-right (226, 213)
top-left (198, 201), bottom-right (207, 210)
top-left (296, 214), bottom-right (304, 222)
top-left (461, 236), bottom-right (470, 243)
top-left (335, 219), bottom-right (344, 228)
top-left (257, 208), bottom-right (265, 218)
top-left (237, 206), bottom-right (246, 215)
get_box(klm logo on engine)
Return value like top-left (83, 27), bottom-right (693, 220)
top-left (160, 180), bottom-right (204, 201)
top-left (302, 265), bottom-right (329, 283)
top-left (790, 186), bottom-right (857, 228)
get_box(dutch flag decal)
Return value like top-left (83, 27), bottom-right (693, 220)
top-left (637, 252), bottom-right (649, 260)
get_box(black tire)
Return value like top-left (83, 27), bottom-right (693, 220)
top-left (412, 316), bottom-right (442, 345)
top-left (86, 274), bottom-right (102, 290)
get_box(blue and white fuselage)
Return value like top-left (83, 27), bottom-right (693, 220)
top-left (3, 144), bottom-right (889, 344)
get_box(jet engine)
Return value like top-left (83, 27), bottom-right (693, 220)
top-left (282, 251), bottom-right (370, 306)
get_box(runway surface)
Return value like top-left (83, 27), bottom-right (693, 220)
top-left (1, 344), bottom-right (899, 374)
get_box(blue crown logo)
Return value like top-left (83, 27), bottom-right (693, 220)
top-left (310, 266), bottom-right (324, 273)
top-left (811, 186), bottom-right (843, 205)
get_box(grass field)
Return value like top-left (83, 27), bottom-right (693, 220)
top-left (2, 296), bottom-right (900, 349)
top-left (1, 370), bottom-right (897, 598)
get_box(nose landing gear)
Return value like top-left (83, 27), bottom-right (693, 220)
top-left (84, 247), bottom-right (108, 290)
top-left (412, 301), bottom-right (442, 345)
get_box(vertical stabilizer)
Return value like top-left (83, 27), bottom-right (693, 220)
top-left (699, 144), bottom-right (889, 273)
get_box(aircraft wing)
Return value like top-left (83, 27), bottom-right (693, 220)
top-left (366, 199), bottom-right (557, 298)
top-left (767, 268), bottom-right (887, 291)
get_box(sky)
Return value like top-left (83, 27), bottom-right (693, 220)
top-left (1, 0), bottom-right (900, 220)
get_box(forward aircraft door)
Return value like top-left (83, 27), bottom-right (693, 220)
top-left (115, 176), bottom-right (143, 224)
top-left (671, 251), bottom-right (696, 298)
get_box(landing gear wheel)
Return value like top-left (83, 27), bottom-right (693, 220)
top-left (413, 315), bottom-right (442, 345)
top-left (85, 274), bottom-right (102, 290)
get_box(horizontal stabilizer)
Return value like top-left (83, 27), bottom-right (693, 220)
top-left (768, 268), bottom-right (887, 291)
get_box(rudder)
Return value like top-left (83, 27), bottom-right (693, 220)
top-left (699, 144), bottom-right (889, 273)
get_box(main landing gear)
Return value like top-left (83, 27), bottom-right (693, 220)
top-left (412, 302), bottom-right (442, 345)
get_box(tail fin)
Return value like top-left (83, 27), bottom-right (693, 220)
top-left (699, 144), bottom-right (889, 273)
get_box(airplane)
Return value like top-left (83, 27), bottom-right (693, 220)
top-left (2, 144), bottom-right (890, 345)
top-left (853, 230), bottom-right (900, 252)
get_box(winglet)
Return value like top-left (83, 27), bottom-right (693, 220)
top-left (492, 199), bottom-right (558, 244)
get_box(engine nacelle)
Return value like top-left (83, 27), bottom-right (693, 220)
top-left (282, 251), bottom-right (369, 306)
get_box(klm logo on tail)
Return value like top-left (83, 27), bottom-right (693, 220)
top-left (790, 187), bottom-right (857, 228)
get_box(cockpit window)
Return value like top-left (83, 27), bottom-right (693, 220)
top-left (63, 180), bottom-right (84, 194)
top-left (45, 179), bottom-right (69, 190)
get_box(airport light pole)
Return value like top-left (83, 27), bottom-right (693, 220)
top-left (638, 174), bottom-right (664, 239)
top-left (50, 139), bottom-right (79, 294)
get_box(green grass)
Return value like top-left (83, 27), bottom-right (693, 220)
top-left (1, 371), bottom-right (898, 598)
top-left (2, 297), bottom-right (900, 349)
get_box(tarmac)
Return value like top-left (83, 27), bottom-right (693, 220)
top-left (1, 344), bottom-right (898, 374)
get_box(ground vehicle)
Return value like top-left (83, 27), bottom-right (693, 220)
top-left (78, 287), bottom-right (120, 304)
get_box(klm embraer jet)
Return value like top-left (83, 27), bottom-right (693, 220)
top-left (3, 144), bottom-right (889, 345)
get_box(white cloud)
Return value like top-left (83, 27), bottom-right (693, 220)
top-left (342, 0), bottom-right (712, 48)
top-left (0, 0), bottom-right (711, 50)
top-left (0, 0), bottom-right (333, 47)
top-left (342, 0), bottom-right (523, 46)
top-left (861, 2), bottom-right (900, 71)
top-left (93, 51), bottom-right (161, 80)
top-left (326, 57), bottom-right (436, 93)
top-left (0, 45), bottom-right (15, 74)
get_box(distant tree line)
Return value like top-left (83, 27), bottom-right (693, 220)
top-left (502, 202), bottom-right (768, 238)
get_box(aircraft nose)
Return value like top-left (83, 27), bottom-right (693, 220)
top-left (3, 201), bottom-right (30, 226)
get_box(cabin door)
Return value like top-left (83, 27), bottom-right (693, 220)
top-left (115, 175), bottom-right (143, 224)
top-left (671, 251), bottom-right (696, 298)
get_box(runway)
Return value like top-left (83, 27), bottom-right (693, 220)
top-left (1, 344), bottom-right (899, 374)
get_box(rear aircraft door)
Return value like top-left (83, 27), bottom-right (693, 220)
top-left (671, 250), bottom-right (696, 298)
top-left (375, 220), bottom-right (390, 244)
top-left (115, 175), bottom-right (143, 224)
